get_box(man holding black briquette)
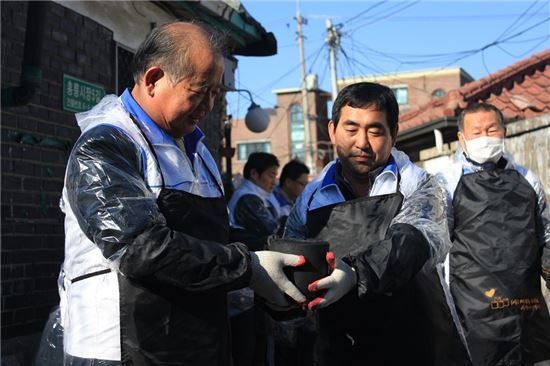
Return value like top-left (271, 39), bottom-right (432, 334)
top-left (281, 82), bottom-right (472, 365)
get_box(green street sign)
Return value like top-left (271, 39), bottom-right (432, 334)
top-left (63, 74), bottom-right (106, 112)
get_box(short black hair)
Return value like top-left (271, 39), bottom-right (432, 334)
top-left (243, 152), bottom-right (279, 179)
top-left (279, 160), bottom-right (309, 186)
top-left (457, 102), bottom-right (505, 131)
top-left (331, 82), bottom-right (399, 135)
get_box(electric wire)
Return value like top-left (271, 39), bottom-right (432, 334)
top-left (343, 1), bottom-right (388, 26)
top-left (348, 1), bottom-right (421, 33)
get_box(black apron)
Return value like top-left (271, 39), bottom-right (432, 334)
top-left (450, 168), bottom-right (550, 366)
top-left (118, 119), bottom-right (233, 365)
top-left (305, 190), bottom-right (471, 366)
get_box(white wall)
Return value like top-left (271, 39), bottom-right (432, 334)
top-left (54, 1), bottom-right (175, 51)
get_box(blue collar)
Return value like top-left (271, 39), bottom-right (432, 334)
top-left (120, 88), bottom-right (204, 161)
top-left (321, 155), bottom-right (398, 189)
top-left (273, 186), bottom-right (291, 207)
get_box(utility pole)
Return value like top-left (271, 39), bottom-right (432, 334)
top-left (296, 7), bottom-right (315, 173)
top-left (326, 18), bottom-right (340, 101)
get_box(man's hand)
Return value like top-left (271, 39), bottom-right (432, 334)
top-left (307, 252), bottom-right (357, 310)
top-left (249, 251), bottom-right (307, 309)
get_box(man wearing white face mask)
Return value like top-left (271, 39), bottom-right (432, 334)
top-left (438, 103), bottom-right (550, 366)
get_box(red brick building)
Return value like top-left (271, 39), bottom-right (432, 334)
top-left (227, 85), bottom-right (333, 178)
top-left (339, 67), bottom-right (474, 114)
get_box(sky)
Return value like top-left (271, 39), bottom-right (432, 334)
top-left (226, 0), bottom-right (550, 119)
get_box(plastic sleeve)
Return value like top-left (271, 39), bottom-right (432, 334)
top-left (435, 172), bottom-right (456, 235)
top-left (391, 174), bottom-right (452, 265)
top-left (531, 174), bottom-right (550, 286)
top-left (282, 192), bottom-right (309, 239)
top-left (65, 125), bottom-right (158, 258)
top-left (346, 223), bottom-right (430, 298)
top-left (66, 125), bottom-right (251, 291)
top-left (120, 223), bottom-right (251, 292)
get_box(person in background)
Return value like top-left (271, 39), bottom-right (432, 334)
top-left (438, 102), bottom-right (550, 366)
top-left (271, 159), bottom-right (310, 234)
top-left (229, 152), bottom-right (282, 249)
top-left (284, 82), bottom-right (472, 366)
top-left (227, 152), bottom-right (283, 366)
top-left (53, 22), bottom-right (305, 366)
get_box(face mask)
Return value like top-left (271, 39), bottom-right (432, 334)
top-left (464, 136), bottom-right (504, 164)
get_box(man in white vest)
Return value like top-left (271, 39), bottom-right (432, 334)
top-left (438, 103), bottom-right (550, 366)
top-left (56, 21), bottom-right (306, 366)
top-left (284, 82), bottom-right (471, 366)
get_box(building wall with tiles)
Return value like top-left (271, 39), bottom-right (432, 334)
top-left (1, 2), bottom-right (227, 354)
top-left (1, 1), bottom-right (115, 346)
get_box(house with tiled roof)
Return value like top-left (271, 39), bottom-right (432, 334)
top-left (396, 48), bottom-right (550, 197)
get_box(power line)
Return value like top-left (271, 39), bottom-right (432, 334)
top-left (343, 1), bottom-right (388, 26)
top-left (317, 49), bottom-right (330, 89)
top-left (442, 16), bottom-right (550, 68)
top-left (255, 43), bottom-right (326, 96)
top-left (348, 1), bottom-right (421, 33)
top-left (503, 34), bottom-right (550, 45)
top-left (235, 80), bottom-right (274, 107)
top-left (340, 12), bottom-right (550, 69)
top-left (233, 3), bottom-right (549, 120)
top-left (339, 44), bottom-right (435, 96)
top-left (308, 43), bottom-right (326, 74)
top-left (496, 0), bottom-right (541, 41)
top-left (497, 36), bottom-right (550, 59)
top-left (345, 12), bottom-right (549, 23)
top-left (499, 16), bottom-right (550, 44)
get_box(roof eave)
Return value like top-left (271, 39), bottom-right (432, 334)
top-left (397, 117), bottom-right (458, 142)
top-left (157, 0), bottom-right (277, 56)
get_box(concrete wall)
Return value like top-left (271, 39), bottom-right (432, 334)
top-left (504, 114), bottom-right (550, 199)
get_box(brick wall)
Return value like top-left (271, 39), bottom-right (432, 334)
top-left (1, 0), bottom-right (115, 344)
top-left (1, 2), bottom-right (228, 351)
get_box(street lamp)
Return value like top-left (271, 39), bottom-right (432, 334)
top-left (230, 88), bottom-right (270, 133)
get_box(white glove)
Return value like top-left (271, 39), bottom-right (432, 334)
top-left (249, 251), bottom-right (307, 309)
top-left (307, 252), bottom-right (356, 310)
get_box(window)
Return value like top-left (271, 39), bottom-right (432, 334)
top-left (237, 141), bottom-right (271, 161)
top-left (391, 87), bottom-right (408, 105)
top-left (290, 104), bottom-right (305, 161)
top-left (116, 45), bottom-right (135, 94)
top-left (432, 88), bottom-right (445, 99)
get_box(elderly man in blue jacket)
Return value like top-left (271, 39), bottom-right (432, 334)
top-left (54, 21), bottom-right (306, 366)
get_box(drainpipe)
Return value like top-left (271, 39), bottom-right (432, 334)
top-left (434, 128), bottom-right (444, 154)
top-left (2, 2), bottom-right (46, 107)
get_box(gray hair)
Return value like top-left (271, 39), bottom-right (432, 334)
top-left (131, 21), bottom-right (226, 85)
top-left (457, 102), bottom-right (505, 131)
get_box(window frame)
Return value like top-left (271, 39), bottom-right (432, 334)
top-left (235, 140), bottom-right (272, 162)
